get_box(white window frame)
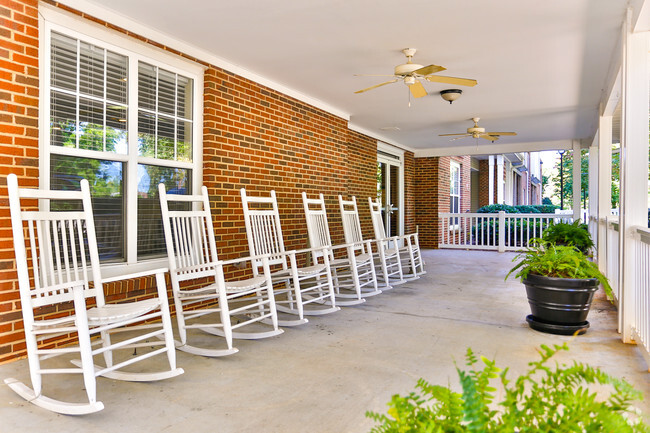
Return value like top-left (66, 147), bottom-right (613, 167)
top-left (39, 6), bottom-right (205, 275)
top-left (450, 161), bottom-right (461, 229)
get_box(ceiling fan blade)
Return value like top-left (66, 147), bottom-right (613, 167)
top-left (486, 132), bottom-right (517, 136)
top-left (480, 134), bottom-right (499, 141)
top-left (409, 80), bottom-right (427, 98)
top-left (354, 79), bottom-right (399, 94)
top-left (413, 64), bottom-right (446, 76)
top-left (450, 135), bottom-right (471, 141)
top-left (439, 133), bottom-right (470, 137)
top-left (425, 75), bottom-right (478, 87)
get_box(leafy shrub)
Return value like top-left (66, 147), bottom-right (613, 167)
top-left (367, 343), bottom-right (647, 432)
top-left (476, 204), bottom-right (519, 214)
top-left (534, 204), bottom-right (559, 213)
top-left (541, 220), bottom-right (594, 254)
top-left (513, 205), bottom-right (541, 214)
top-left (542, 197), bottom-right (553, 205)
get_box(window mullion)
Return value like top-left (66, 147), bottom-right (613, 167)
top-left (154, 67), bottom-right (159, 159)
top-left (174, 73), bottom-right (178, 161)
top-left (103, 48), bottom-right (107, 152)
top-left (126, 55), bottom-right (139, 264)
top-left (75, 38), bottom-right (80, 149)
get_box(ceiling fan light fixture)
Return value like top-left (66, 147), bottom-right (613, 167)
top-left (440, 89), bottom-right (462, 104)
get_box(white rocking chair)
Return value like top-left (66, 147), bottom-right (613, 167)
top-left (5, 174), bottom-right (183, 415)
top-left (159, 185), bottom-right (283, 357)
top-left (339, 195), bottom-right (405, 289)
top-left (240, 189), bottom-right (339, 326)
top-left (302, 192), bottom-right (380, 305)
top-left (369, 197), bottom-right (425, 280)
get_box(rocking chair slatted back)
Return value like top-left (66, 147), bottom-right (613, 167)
top-left (11, 183), bottom-right (102, 309)
top-left (369, 198), bottom-right (389, 241)
top-left (302, 192), bottom-right (332, 261)
top-left (338, 196), bottom-right (365, 253)
top-left (160, 187), bottom-right (219, 282)
top-left (240, 189), bottom-right (288, 269)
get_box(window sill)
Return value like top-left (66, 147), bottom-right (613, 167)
top-left (100, 257), bottom-right (169, 281)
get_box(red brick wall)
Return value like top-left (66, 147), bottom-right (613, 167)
top-left (0, 1), bottom-right (386, 363)
top-left (0, 0), bottom-right (39, 363)
top-left (414, 155), bottom-right (470, 248)
top-left (347, 130), bottom-right (378, 240)
top-left (414, 157), bottom-right (438, 248)
top-left (478, 159), bottom-right (490, 207)
top-left (404, 151), bottom-right (415, 235)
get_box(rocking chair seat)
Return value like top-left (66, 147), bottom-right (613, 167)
top-left (225, 275), bottom-right (268, 291)
top-left (272, 263), bottom-right (326, 278)
top-left (86, 298), bottom-right (161, 325)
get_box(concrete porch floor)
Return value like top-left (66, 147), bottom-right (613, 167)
top-left (0, 249), bottom-right (648, 432)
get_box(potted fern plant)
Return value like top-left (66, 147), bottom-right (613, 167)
top-left (507, 239), bottom-right (612, 335)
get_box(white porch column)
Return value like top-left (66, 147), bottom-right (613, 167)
top-left (619, 14), bottom-right (649, 343)
top-left (572, 141), bottom-right (582, 222)
top-left (496, 155), bottom-right (504, 204)
top-left (488, 155), bottom-right (495, 205)
top-left (597, 116), bottom-right (612, 273)
top-left (588, 140), bottom-right (599, 246)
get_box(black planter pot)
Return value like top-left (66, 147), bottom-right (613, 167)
top-left (522, 274), bottom-right (599, 335)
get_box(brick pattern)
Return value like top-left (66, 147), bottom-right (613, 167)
top-left (403, 151), bottom-right (415, 235)
top-left (202, 66), bottom-right (352, 260)
top-left (347, 130), bottom-right (378, 239)
top-left (414, 155), bottom-right (471, 248)
top-left (414, 157), bottom-right (438, 248)
top-left (0, 1), bottom-right (384, 363)
top-left (0, 0), bottom-right (39, 363)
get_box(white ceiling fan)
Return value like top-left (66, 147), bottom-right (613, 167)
top-left (354, 48), bottom-right (478, 100)
top-left (439, 117), bottom-right (517, 142)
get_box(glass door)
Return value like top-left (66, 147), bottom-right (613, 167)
top-left (377, 157), bottom-right (402, 238)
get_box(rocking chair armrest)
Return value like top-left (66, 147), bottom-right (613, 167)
top-left (100, 267), bottom-right (169, 284)
top-left (292, 246), bottom-right (330, 256)
top-left (330, 240), bottom-right (372, 251)
top-left (220, 253), bottom-right (275, 267)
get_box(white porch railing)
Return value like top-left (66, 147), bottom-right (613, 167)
top-left (632, 227), bottom-right (650, 357)
top-left (438, 212), bottom-right (556, 251)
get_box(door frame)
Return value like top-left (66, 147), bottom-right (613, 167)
top-left (377, 142), bottom-right (405, 237)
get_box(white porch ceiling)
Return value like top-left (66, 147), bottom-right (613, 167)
top-left (63, 0), bottom-right (630, 155)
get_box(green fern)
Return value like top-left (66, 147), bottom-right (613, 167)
top-left (506, 239), bottom-right (613, 298)
top-left (367, 343), bottom-right (648, 432)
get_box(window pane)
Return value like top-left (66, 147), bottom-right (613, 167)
top-left (79, 97), bottom-right (104, 151)
top-left (138, 111), bottom-right (156, 157)
top-left (106, 104), bottom-right (128, 154)
top-left (106, 50), bottom-right (127, 104)
top-left (137, 165), bottom-right (191, 258)
top-left (50, 154), bottom-right (124, 262)
top-left (158, 69), bottom-right (176, 116)
top-left (51, 32), bottom-right (77, 91)
top-left (177, 120), bottom-right (192, 162)
top-left (177, 75), bottom-right (192, 119)
top-left (79, 41), bottom-right (104, 98)
top-left (157, 115), bottom-right (175, 160)
top-left (50, 90), bottom-right (76, 147)
top-left (138, 62), bottom-right (156, 111)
